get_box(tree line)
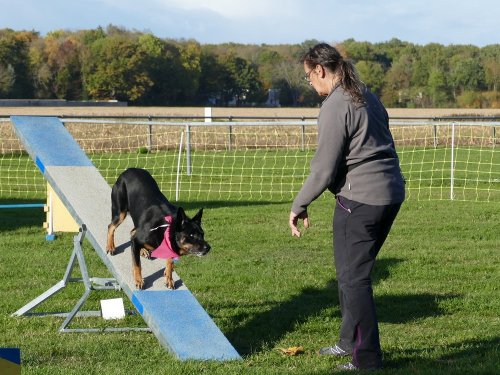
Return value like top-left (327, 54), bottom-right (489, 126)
top-left (0, 26), bottom-right (498, 108)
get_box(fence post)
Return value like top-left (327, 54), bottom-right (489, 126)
top-left (186, 124), bottom-right (192, 176)
top-left (147, 116), bottom-right (153, 151)
top-left (176, 131), bottom-right (184, 202)
top-left (450, 122), bottom-right (455, 200)
top-left (204, 107), bottom-right (212, 123)
top-left (301, 117), bottom-right (305, 152)
top-left (228, 116), bottom-right (234, 151)
top-left (433, 124), bottom-right (438, 148)
top-left (228, 125), bottom-right (233, 151)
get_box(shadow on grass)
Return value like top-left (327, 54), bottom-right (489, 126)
top-left (226, 258), bottom-right (456, 356)
top-left (0, 199), bottom-right (45, 231)
top-left (303, 336), bottom-right (500, 374)
top-left (382, 336), bottom-right (500, 374)
top-left (176, 199), bottom-right (289, 211)
top-left (377, 293), bottom-right (458, 325)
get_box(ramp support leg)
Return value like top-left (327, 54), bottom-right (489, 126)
top-left (11, 225), bottom-right (151, 333)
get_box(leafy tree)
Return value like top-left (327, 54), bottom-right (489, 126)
top-left (272, 59), bottom-right (319, 106)
top-left (382, 53), bottom-right (414, 107)
top-left (198, 49), bottom-right (231, 105)
top-left (2, 25), bottom-right (499, 108)
top-left (257, 49), bottom-right (284, 91)
top-left (79, 27), bottom-right (106, 47)
top-left (82, 34), bottom-right (152, 102)
top-left (218, 52), bottom-right (263, 105)
top-left (483, 58), bottom-right (500, 92)
top-left (355, 60), bottom-right (384, 95)
top-left (375, 38), bottom-right (410, 63)
top-left (0, 29), bottom-right (36, 98)
top-left (0, 63), bottom-right (14, 97)
top-left (481, 45), bottom-right (500, 95)
top-left (343, 40), bottom-right (378, 62)
top-left (29, 38), bottom-right (51, 98)
top-left (449, 57), bottom-right (486, 95)
top-left (427, 67), bottom-right (449, 107)
top-left (30, 31), bottom-right (83, 100)
top-left (178, 40), bottom-right (202, 103)
top-left (134, 35), bottom-right (185, 105)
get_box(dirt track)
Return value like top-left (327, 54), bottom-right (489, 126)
top-left (1, 106), bottom-right (500, 118)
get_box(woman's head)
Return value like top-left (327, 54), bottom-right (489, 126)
top-left (301, 43), bottom-right (343, 73)
top-left (301, 43), bottom-right (365, 103)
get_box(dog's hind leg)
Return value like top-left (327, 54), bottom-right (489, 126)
top-left (106, 180), bottom-right (128, 254)
top-left (130, 228), bottom-right (150, 258)
top-left (106, 211), bottom-right (127, 254)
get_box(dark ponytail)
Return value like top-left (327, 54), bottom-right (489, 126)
top-left (300, 43), bottom-right (365, 104)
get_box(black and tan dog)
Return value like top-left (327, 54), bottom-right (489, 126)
top-left (106, 168), bottom-right (210, 289)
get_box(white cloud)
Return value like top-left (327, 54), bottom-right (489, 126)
top-left (0, 0), bottom-right (497, 45)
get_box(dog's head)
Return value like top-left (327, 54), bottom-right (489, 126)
top-left (173, 207), bottom-right (211, 257)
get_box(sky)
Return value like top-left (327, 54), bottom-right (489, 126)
top-left (0, 0), bottom-right (498, 47)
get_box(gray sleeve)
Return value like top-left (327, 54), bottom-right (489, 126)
top-left (291, 100), bottom-right (347, 214)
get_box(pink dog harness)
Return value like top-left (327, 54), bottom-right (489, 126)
top-left (150, 216), bottom-right (179, 260)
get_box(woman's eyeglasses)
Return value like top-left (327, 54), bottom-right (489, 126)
top-left (304, 69), bottom-right (313, 83)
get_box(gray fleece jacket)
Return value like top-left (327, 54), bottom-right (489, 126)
top-left (292, 84), bottom-right (405, 215)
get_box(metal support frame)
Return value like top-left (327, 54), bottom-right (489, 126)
top-left (11, 224), bottom-right (151, 333)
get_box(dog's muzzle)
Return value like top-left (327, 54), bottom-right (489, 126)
top-left (193, 243), bottom-right (211, 257)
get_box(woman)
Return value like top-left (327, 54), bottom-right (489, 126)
top-left (289, 43), bottom-right (405, 371)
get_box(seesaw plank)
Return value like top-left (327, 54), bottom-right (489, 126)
top-left (11, 116), bottom-right (241, 361)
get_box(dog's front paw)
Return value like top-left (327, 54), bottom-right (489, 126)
top-left (165, 278), bottom-right (175, 289)
top-left (135, 277), bottom-right (145, 290)
top-left (164, 272), bottom-right (175, 289)
top-left (140, 248), bottom-right (151, 259)
top-left (164, 260), bottom-right (175, 289)
top-left (106, 246), bottom-right (116, 256)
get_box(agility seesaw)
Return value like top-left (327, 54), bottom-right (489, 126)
top-left (10, 116), bottom-right (241, 361)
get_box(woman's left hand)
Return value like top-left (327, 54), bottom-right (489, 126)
top-left (289, 211), bottom-right (310, 237)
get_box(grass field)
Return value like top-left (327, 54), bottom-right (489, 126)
top-left (0, 113), bottom-right (499, 374)
top-left (1, 195), bottom-right (499, 374)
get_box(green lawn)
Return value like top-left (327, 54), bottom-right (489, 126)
top-left (1, 196), bottom-right (499, 374)
top-left (0, 146), bottom-right (499, 373)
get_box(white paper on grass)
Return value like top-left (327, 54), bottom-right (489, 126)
top-left (100, 298), bottom-right (126, 320)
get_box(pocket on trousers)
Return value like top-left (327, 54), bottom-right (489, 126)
top-left (337, 196), bottom-right (352, 213)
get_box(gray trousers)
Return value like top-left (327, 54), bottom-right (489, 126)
top-left (333, 196), bottom-right (402, 370)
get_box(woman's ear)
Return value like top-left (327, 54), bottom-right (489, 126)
top-left (316, 64), bottom-right (325, 78)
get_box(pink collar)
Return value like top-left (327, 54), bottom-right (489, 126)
top-left (150, 216), bottom-right (179, 260)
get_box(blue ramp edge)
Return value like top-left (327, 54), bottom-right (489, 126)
top-left (132, 290), bottom-right (241, 361)
top-left (0, 348), bottom-right (20, 364)
top-left (10, 116), bottom-right (93, 171)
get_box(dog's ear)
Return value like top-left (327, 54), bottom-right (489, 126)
top-left (175, 207), bottom-right (187, 229)
top-left (192, 208), bottom-right (203, 223)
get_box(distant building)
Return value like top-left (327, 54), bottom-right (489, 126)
top-left (266, 89), bottom-right (280, 107)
